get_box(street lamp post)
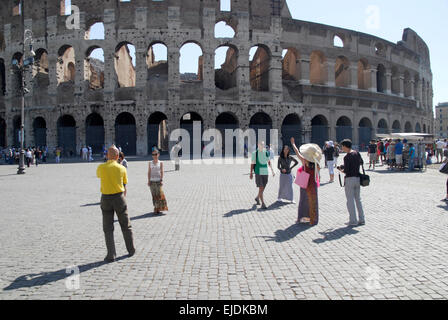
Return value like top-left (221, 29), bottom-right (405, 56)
top-left (13, 30), bottom-right (34, 174)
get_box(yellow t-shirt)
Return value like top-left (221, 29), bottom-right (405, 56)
top-left (97, 160), bottom-right (128, 195)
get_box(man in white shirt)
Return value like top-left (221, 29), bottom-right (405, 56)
top-left (82, 146), bottom-right (88, 161)
top-left (436, 140), bottom-right (445, 163)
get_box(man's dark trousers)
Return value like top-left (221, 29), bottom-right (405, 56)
top-left (101, 193), bottom-right (135, 258)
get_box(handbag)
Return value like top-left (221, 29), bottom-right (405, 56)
top-left (338, 153), bottom-right (370, 187)
top-left (440, 162), bottom-right (448, 174)
top-left (294, 166), bottom-right (310, 189)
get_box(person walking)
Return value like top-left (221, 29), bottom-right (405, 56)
top-left (277, 145), bottom-right (299, 203)
top-left (395, 139), bottom-right (404, 170)
top-left (118, 152), bottom-right (128, 168)
top-left (367, 140), bottom-right (377, 170)
top-left (324, 141), bottom-right (335, 183)
top-left (333, 143), bottom-right (340, 168)
top-left (408, 143), bottom-right (416, 172)
top-left (337, 139), bottom-right (365, 227)
top-left (436, 139), bottom-right (445, 163)
top-left (290, 137), bottom-right (322, 226)
top-left (25, 148), bottom-right (32, 167)
top-left (250, 141), bottom-right (275, 210)
top-left (386, 141), bottom-right (396, 170)
top-left (82, 146), bottom-right (88, 161)
top-left (96, 145), bottom-right (135, 263)
top-left (148, 148), bottom-right (168, 214)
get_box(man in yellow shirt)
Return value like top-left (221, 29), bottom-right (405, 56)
top-left (97, 145), bottom-right (135, 262)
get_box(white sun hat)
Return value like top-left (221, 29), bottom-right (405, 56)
top-left (299, 143), bottom-right (323, 164)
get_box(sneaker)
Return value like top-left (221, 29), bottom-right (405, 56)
top-left (345, 222), bottom-right (358, 227)
top-left (104, 256), bottom-right (116, 263)
top-left (261, 204), bottom-right (267, 210)
top-left (358, 221), bottom-right (365, 226)
top-left (128, 249), bottom-right (136, 257)
top-left (290, 200), bottom-right (296, 204)
top-left (255, 197), bottom-right (260, 205)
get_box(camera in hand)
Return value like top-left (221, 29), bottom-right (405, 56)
top-left (337, 165), bottom-right (344, 170)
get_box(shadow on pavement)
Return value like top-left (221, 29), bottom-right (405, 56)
top-left (312, 226), bottom-right (359, 244)
top-left (80, 202), bottom-right (101, 207)
top-left (436, 204), bottom-right (448, 211)
top-left (257, 224), bottom-right (312, 243)
top-left (224, 205), bottom-right (257, 217)
top-left (129, 212), bottom-right (167, 221)
top-left (3, 256), bottom-right (128, 291)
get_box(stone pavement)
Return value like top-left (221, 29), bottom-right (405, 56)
top-left (0, 154), bottom-right (448, 300)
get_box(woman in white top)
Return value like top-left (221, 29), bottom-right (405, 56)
top-left (147, 148), bottom-right (168, 214)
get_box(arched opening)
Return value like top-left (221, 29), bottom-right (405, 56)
top-left (32, 49), bottom-right (49, 89)
top-left (336, 116), bottom-right (353, 142)
top-left (85, 47), bottom-right (104, 90)
top-left (423, 124), bottom-right (427, 133)
top-left (180, 42), bottom-right (203, 82)
top-left (310, 51), bottom-right (327, 85)
top-left (115, 112), bottom-right (136, 156)
top-left (281, 113), bottom-right (301, 152)
top-left (57, 45), bottom-right (75, 85)
top-left (114, 42), bottom-right (136, 88)
top-left (12, 52), bottom-right (23, 94)
top-left (358, 118), bottom-right (373, 151)
top-left (282, 48), bottom-right (300, 81)
top-left (215, 45), bottom-right (238, 90)
top-left (0, 58), bottom-right (5, 96)
top-left (391, 67), bottom-right (400, 95)
top-left (415, 123), bottom-right (421, 133)
top-left (376, 64), bottom-right (386, 93)
top-left (216, 112), bottom-right (239, 156)
top-left (214, 21), bottom-right (235, 38)
top-left (377, 119), bottom-right (388, 134)
top-left (249, 112), bottom-right (273, 146)
top-left (85, 22), bottom-right (105, 40)
top-left (0, 117), bottom-right (6, 147)
top-left (13, 115), bottom-right (21, 147)
top-left (180, 112), bottom-right (204, 159)
top-left (311, 115), bottom-right (329, 148)
top-left (33, 117), bottom-right (47, 147)
top-left (335, 56), bottom-right (350, 88)
top-left (249, 45), bottom-right (270, 91)
top-left (147, 42), bottom-right (168, 82)
top-left (357, 59), bottom-right (370, 90)
top-left (392, 120), bottom-right (401, 133)
top-left (404, 122), bottom-right (412, 133)
top-left (148, 112), bottom-right (168, 154)
top-left (86, 113), bottom-right (104, 154)
top-left (375, 43), bottom-right (385, 56)
top-left (333, 35), bottom-right (344, 48)
top-left (57, 115), bottom-right (76, 157)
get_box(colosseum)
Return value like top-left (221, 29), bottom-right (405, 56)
top-left (0, 0), bottom-right (434, 157)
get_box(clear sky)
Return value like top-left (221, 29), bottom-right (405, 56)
top-left (88, 0), bottom-right (447, 111)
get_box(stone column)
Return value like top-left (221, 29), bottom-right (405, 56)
top-left (385, 72), bottom-right (392, 95)
top-left (167, 45), bottom-right (180, 127)
top-left (349, 65), bottom-right (358, 89)
top-left (399, 75), bottom-right (404, 97)
top-left (299, 54), bottom-right (310, 85)
top-left (326, 59), bottom-right (335, 87)
top-left (409, 80), bottom-right (415, 100)
top-left (369, 68), bottom-right (377, 92)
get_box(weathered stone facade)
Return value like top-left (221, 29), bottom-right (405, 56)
top-left (0, 0), bottom-right (434, 155)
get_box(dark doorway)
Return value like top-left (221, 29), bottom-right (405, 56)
top-left (86, 113), bottom-right (105, 154)
top-left (180, 112), bottom-right (203, 159)
top-left (216, 112), bottom-right (239, 157)
top-left (311, 115), bottom-right (329, 148)
top-left (115, 112), bottom-right (136, 156)
top-left (358, 118), bottom-right (373, 151)
top-left (336, 116), bottom-right (352, 142)
top-left (57, 115), bottom-right (76, 157)
top-left (249, 112), bottom-right (272, 147)
top-left (0, 117), bottom-right (6, 148)
top-left (33, 117), bottom-right (47, 147)
top-left (13, 116), bottom-right (21, 147)
top-left (281, 114), bottom-right (301, 153)
top-left (148, 112), bottom-right (168, 154)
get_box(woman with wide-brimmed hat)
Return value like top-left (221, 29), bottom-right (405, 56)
top-left (290, 137), bottom-right (322, 226)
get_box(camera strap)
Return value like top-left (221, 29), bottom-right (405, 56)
top-left (338, 173), bottom-right (344, 187)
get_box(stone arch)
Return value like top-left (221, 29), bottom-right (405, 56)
top-left (404, 121), bottom-right (413, 133)
top-left (11, 52), bottom-right (23, 94)
top-left (216, 112), bottom-right (239, 156)
top-left (32, 49), bottom-right (49, 89)
top-left (423, 124), bottom-right (427, 133)
top-left (249, 112), bottom-right (273, 146)
top-left (0, 117), bottom-right (6, 147)
top-left (392, 120), bottom-right (401, 133)
top-left (249, 45), bottom-right (271, 92)
top-left (148, 112), bottom-right (168, 154)
top-left (180, 112), bottom-right (204, 159)
top-left (311, 115), bottom-right (329, 147)
top-left (375, 42), bottom-right (386, 56)
top-left (85, 46), bottom-right (104, 90)
top-left (358, 118), bottom-right (373, 150)
top-left (377, 64), bottom-right (386, 93)
top-left (85, 21), bottom-right (105, 40)
top-left (282, 48), bottom-right (300, 81)
top-left (57, 115), bottom-right (77, 157)
top-left (180, 41), bottom-right (204, 82)
top-left (333, 34), bottom-right (344, 48)
top-left (215, 44), bottom-right (238, 90)
top-left (33, 116), bottom-right (47, 147)
top-left (335, 56), bottom-right (350, 88)
top-left (281, 113), bottom-right (301, 150)
top-left (114, 42), bottom-right (136, 88)
top-left (215, 20), bottom-right (236, 38)
top-left (310, 51), bottom-right (327, 85)
top-left (147, 42), bottom-right (168, 82)
top-left (115, 112), bottom-right (136, 156)
top-left (86, 113), bottom-right (104, 154)
top-left (415, 122), bottom-right (421, 133)
top-left (336, 116), bottom-right (353, 142)
top-left (377, 119), bottom-right (388, 134)
top-left (357, 59), bottom-right (370, 90)
top-left (57, 45), bottom-right (75, 85)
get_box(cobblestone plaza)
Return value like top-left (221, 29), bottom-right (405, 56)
top-left (1, 155), bottom-right (447, 300)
